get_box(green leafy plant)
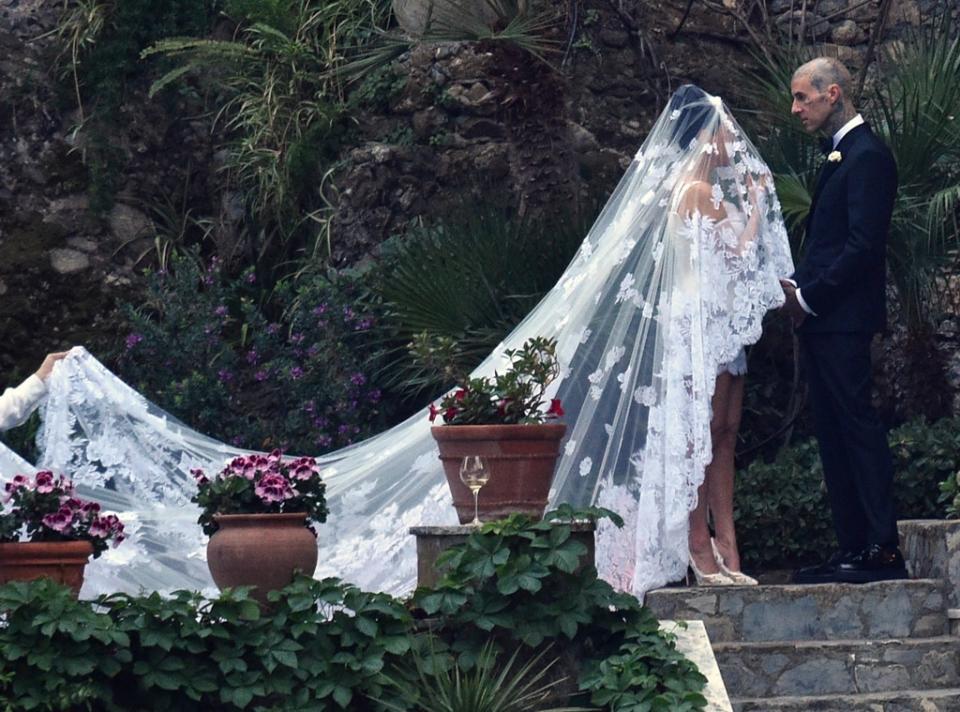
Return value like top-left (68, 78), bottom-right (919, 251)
top-left (48, 0), bottom-right (220, 210)
top-left (190, 451), bottom-right (327, 535)
top-left (0, 577), bottom-right (413, 711)
top-left (0, 507), bottom-right (707, 711)
top-left (940, 471), bottom-right (960, 518)
top-left (143, 0), bottom-right (393, 267)
top-left (421, 336), bottom-right (564, 425)
top-left (117, 251), bottom-right (387, 454)
top-left (414, 506), bottom-right (708, 710)
top-left (374, 205), bottom-right (586, 399)
top-left (736, 417), bottom-right (960, 568)
top-left (377, 639), bottom-right (591, 712)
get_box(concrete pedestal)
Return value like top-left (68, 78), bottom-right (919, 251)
top-left (409, 521), bottom-right (596, 589)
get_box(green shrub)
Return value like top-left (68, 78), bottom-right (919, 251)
top-left (415, 506), bottom-right (707, 710)
top-left (0, 577), bottom-right (411, 711)
top-left (116, 252), bottom-right (388, 453)
top-left (373, 204), bottom-right (587, 400)
top-left (941, 471), bottom-right (960, 518)
top-left (736, 417), bottom-right (960, 568)
top-left (0, 509), bottom-right (706, 711)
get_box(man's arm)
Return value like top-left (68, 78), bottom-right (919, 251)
top-left (796, 149), bottom-right (897, 316)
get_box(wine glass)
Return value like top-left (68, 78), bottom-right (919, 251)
top-left (459, 455), bottom-right (490, 526)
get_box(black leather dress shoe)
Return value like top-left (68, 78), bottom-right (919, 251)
top-left (836, 544), bottom-right (909, 583)
top-left (792, 550), bottom-right (856, 584)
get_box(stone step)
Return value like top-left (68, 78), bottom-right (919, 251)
top-left (715, 636), bottom-right (960, 698)
top-left (645, 579), bottom-right (948, 642)
top-left (733, 687), bottom-right (960, 711)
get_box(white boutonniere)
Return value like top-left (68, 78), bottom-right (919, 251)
top-left (827, 150), bottom-right (843, 163)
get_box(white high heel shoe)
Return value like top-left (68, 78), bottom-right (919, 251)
top-left (688, 550), bottom-right (735, 586)
top-left (711, 539), bottom-right (759, 585)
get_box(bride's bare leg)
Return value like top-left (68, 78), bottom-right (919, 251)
top-left (707, 372), bottom-right (746, 571)
top-left (689, 478), bottom-right (720, 574)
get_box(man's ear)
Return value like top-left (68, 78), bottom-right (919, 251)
top-left (826, 84), bottom-right (843, 105)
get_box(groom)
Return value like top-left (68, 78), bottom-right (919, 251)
top-left (781, 57), bottom-right (908, 584)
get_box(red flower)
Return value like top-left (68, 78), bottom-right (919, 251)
top-left (547, 398), bottom-right (565, 418)
top-left (428, 404), bottom-right (441, 422)
top-left (444, 406), bottom-right (459, 422)
top-left (497, 398), bottom-right (512, 415)
top-left (454, 389), bottom-right (467, 401)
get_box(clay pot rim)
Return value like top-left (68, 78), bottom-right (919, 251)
top-left (213, 512), bottom-right (310, 524)
top-left (431, 423), bottom-right (567, 441)
top-left (0, 539), bottom-right (94, 554)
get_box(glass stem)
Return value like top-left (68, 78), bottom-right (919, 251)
top-left (472, 488), bottom-right (480, 526)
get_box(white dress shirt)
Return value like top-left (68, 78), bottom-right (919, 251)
top-left (0, 374), bottom-right (47, 431)
top-left (791, 114), bottom-right (866, 316)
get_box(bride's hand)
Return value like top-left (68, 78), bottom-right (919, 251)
top-left (35, 351), bottom-right (71, 381)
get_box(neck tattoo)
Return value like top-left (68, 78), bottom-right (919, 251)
top-left (823, 103), bottom-right (856, 138)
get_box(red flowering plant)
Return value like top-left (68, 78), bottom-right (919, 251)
top-left (0, 471), bottom-right (125, 557)
top-left (190, 450), bottom-right (328, 536)
top-left (418, 335), bottom-right (564, 425)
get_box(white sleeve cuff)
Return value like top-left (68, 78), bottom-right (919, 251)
top-left (0, 374), bottom-right (47, 431)
top-left (795, 288), bottom-right (817, 316)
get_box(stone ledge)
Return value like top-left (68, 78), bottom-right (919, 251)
top-left (409, 521), bottom-right (596, 589)
top-left (662, 620), bottom-right (733, 712)
top-left (733, 687), bottom-right (960, 711)
top-left (714, 636), bottom-right (960, 698)
top-left (645, 579), bottom-right (947, 642)
top-left (899, 519), bottom-right (960, 607)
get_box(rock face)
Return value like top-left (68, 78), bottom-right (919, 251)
top-left (0, 0), bottom-right (957, 420)
top-left (0, 0), bottom-right (218, 376)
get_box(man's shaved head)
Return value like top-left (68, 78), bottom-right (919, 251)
top-left (790, 57), bottom-right (857, 135)
top-left (793, 58), bottom-right (853, 97)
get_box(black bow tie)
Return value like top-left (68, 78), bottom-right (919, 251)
top-left (819, 137), bottom-right (833, 155)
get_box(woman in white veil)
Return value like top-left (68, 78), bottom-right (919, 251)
top-left (32, 84), bottom-right (793, 599)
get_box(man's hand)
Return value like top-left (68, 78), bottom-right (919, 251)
top-left (35, 351), bottom-right (71, 381)
top-left (780, 279), bottom-right (807, 328)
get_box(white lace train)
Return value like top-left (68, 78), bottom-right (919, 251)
top-left (2, 85), bottom-right (792, 600)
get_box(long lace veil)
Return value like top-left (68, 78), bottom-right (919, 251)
top-left (21, 84), bottom-right (792, 599)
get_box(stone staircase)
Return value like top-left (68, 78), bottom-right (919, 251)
top-left (646, 572), bottom-right (960, 710)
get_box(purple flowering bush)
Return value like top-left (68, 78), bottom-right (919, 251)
top-left (0, 472), bottom-right (125, 557)
top-left (116, 252), bottom-right (387, 455)
top-left (190, 451), bottom-right (327, 536)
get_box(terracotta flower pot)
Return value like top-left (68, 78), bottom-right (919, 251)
top-left (0, 540), bottom-right (93, 596)
top-left (431, 423), bottom-right (567, 523)
top-left (206, 513), bottom-right (318, 604)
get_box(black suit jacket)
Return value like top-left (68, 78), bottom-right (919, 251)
top-left (794, 123), bottom-right (897, 333)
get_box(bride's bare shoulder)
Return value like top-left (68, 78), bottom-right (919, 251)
top-left (675, 180), bottom-right (723, 217)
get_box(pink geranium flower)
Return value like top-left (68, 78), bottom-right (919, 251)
top-left (254, 473), bottom-right (294, 503)
top-left (41, 510), bottom-right (72, 533)
top-left (34, 471), bottom-right (56, 494)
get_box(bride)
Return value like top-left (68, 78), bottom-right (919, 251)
top-left (12, 84), bottom-right (792, 599)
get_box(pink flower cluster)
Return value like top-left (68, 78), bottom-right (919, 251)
top-left (192, 451), bottom-right (322, 505)
top-left (2, 471), bottom-right (126, 551)
top-left (4, 471), bottom-right (72, 499)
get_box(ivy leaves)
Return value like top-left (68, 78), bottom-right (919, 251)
top-left (410, 507), bottom-right (707, 709)
top-left (0, 505), bottom-right (705, 711)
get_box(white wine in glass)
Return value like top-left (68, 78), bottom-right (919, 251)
top-left (459, 455), bottom-right (490, 526)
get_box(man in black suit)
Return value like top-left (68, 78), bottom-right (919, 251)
top-left (782, 57), bottom-right (908, 584)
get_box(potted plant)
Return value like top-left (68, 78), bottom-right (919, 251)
top-left (191, 451), bottom-right (327, 603)
top-left (420, 335), bottom-right (566, 523)
top-left (0, 471), bottom-right (126, 596)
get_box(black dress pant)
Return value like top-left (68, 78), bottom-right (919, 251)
top-left (800, 331), bottom-right (899, 552)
